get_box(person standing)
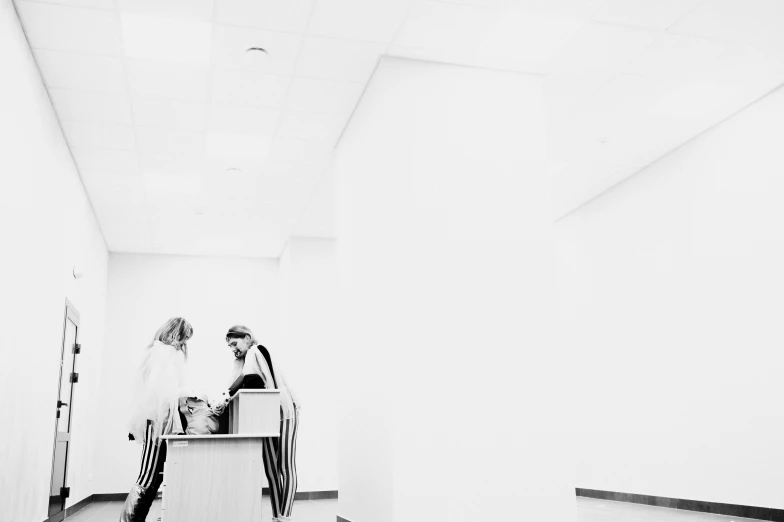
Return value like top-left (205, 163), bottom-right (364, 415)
top-left (119, 317), bottom-right (193, 522)
top-left (213, 325), bottom-right (300, 522)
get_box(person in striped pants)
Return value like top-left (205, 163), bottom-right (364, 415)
top-left (119, 317), bottom-right (193, 522)
top-left (213, 325), bottom-right (300, 522)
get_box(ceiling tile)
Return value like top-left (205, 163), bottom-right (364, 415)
top-left (127, 59), bottom-right (210, 101)
top-left (200, 168), bottom-right (263, 212)
top-left (211, 69), bottom-right (290, 109)
top-left (137, 155), bottom-right (212, 193)
top-left (209, 104), bottom-right (281, 136)
top-left (204, 131), bottom-right (274, 163)
top-left (212, 25), bottom-right (303, 76)
top-left (49, 89), bottom-right (133, 125)
top-left (132, 96), bottom-right (207, 131)
top-left (62, 120), bottom-right (136, 150)
top-left (22, 0), bottom-right (782, 259)
top-left (120, 12), bottom-right (213, 66)
top-left (624, 32), bottom-right (783, 93)
top-left (148, 213), bottom-right (284, 257)
top-left (261, 160), bottom-right (327, 179)
top-left (437, 0), bottom-right (605, 19)
top-left (285, 77), bottom-right (365, 114)
top-left (18, 0), bottom-right (115, 9)
top-left (669, 0), bottom-right (784, 60)
top-left (79, 168), bottom-right (148, 214)
top-left (296, 36), bottom-right (386, 82)
top-left (275, 111), bottom-right (343, 142)
top-left (203, 102), bottom-right (280, 162)
top-left (267, 137), bottom-right (335, 165)
top-left (393, 1), bottom-right (585, 73)
top-left (16, 2), bottom-right (121, 55)
top-left (118, 0), bottom-right (215, 21)
top-left (34, 50), bottom-right (127, 93)
top-left (592, 0), bottom-right (702, 31)
top-left (78, 168), bottom-right (152, 250)
top-left (546, 21), bottom-right (659, 73)
top-left (140, 155), bottom-right (206, 209)
top-left (622, 33), bottom-right (729, 79)
top-left (70, 147), bottom-right (139, 174)
top-left (309, 0), bottom-right (414, 43)
top-left (144, 177), bottom-right (206, 216)
top-left (215, 0), bottom-right (314, 32)
top-left (267, 111), bottom-right (342, 163)
top-left (99, 216), bottom-right (155, 252)
top-left (258, 164), bottom-right (323, 207)
top-left (136, 128), bottom-right (206, 158)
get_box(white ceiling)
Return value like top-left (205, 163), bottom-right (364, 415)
top-left (13, 0), bottom-right (784, 256)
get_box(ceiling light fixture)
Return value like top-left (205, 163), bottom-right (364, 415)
top-left (243, 47), bottom-right (269, 68)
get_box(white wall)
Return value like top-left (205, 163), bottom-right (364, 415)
top-left (94, 253), bottom-right (279, 493)
top-left (0, 1), bottom-right (109, 520)
top-left (279, 238), bottom-right (339, 492)
top-left (557, 84), bottom-right (784, 508)
top-left (334, 57), bottom-right (576, 522)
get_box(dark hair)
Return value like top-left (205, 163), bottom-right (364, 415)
top-left (226, 325), bottom-right (255, 344)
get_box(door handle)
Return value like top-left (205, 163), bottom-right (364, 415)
top-left (58, 400), bottom-right (68, 408)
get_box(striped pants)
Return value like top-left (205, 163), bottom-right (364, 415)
top-left (119, 422), bottom-right (166, 522)
top-left (262, 408), bottom-right (300, 519)
top-left (136, 422), bottom-right (167, 489)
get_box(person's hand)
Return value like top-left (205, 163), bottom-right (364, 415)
top-left (205, 388), bottom-right (226, 407)
top-left (208, 389), bottom-right (231, 415)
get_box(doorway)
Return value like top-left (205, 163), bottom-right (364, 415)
top-left (48, 299), bottom-right (80, 522)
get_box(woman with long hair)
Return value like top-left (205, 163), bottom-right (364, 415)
top-left (119, 317), bottom-right (193, 522)
top-left (213, 325), bottom-right (300, 522)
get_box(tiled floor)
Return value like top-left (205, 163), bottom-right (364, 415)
top-left (63, 497), bottom-right (338, 522)
top-left (64, 496), bottom-right (766, 522)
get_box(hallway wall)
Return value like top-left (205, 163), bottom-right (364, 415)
top-left (557, 84), bottom-right (784, 508)
top-left (333, 57), bottom-right (575, 522)
top-left (279, 237), bottom-right (340, 492)
top-left (0, 1), bottom-right (109, 520)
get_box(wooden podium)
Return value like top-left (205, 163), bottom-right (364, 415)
top-left (229, 390), bottom-right (281, 435)
top-left (161, 390), bottom-right (280, 522)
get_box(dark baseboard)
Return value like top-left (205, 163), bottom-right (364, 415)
top-left (64, 495), bottom-right (92, 518)
top-left (93, 492), bottom-right (163, 502)
top-left (41, 494), bottom-right (96, 522)
top-left (337, 516), bottom-right (352, 522)
top-left (577, 488), bottom-right (784, 521)
top-left (93, 493), bottom-right (126, 502)
top-left (262, 487), bottom-right (337, 500)
top-left (306, 490), bottom-right (339, 500)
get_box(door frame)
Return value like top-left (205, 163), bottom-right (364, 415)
top-left (48, 298), bottom-right (80, 522)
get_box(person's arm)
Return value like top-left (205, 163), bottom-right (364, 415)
top-left (209, 373), bottom-right (255, 414)
top-left (228, 373), bottom-right (245, 396)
